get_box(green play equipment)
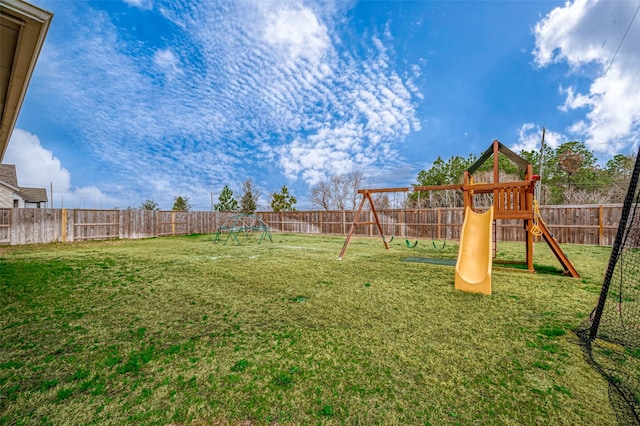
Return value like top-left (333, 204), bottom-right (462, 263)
top-left (214, 214), bottom-right (273, 245)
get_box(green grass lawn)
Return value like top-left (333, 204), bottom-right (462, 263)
top-left (0, 233), bottom-right (617, 425)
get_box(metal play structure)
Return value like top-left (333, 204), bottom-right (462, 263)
top-left (214, 213), bottom-right (273, 245)
top-left (339, 140), bottom-right (579, 281)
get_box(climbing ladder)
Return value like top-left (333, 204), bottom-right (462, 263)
top-left (536, 220), bottom-right (580, 277)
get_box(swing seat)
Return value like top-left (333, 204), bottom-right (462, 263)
top-left (406, 239), bottom-right (418, 248)
top-left (432, 240), bottom-right (446, 250)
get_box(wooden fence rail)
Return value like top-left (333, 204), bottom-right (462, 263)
top-left (0, 204), bottom-right (624, 246)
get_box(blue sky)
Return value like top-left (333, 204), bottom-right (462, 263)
top-left (6, 0), bottom-right (640, 210)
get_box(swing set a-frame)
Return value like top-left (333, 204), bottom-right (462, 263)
top-left (338, 140), bottom-right (580, 278)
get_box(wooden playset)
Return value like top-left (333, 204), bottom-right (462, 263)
top-left (339, 140), bottom-right (580, 279)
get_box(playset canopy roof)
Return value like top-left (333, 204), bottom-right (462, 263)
top-left (467, 140), bottom-right (530, 175)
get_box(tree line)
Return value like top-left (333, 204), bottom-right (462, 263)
top-left (412, 141), bottom-right (635, 207)
top-left (137, 141), bottom-right (635, 212)
top-left (138, 178), bottom-right (297, 213)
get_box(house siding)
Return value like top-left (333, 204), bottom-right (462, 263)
top-left (0, 185), bottom-right (17, 208)
top-left (0, 165), bottom-right (45, 208)
top-left (0, 186), bottom-right (25, 208)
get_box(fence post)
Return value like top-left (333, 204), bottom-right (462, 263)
top-left (342, 211), bottom-right (346, 235)
top-left (61, 208), bottom-right (67, 242)
top-left (598, 205), bottom-right (604, 246)
top-left (7, 208), bottom-right (13, 245)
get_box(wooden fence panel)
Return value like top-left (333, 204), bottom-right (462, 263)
top-left (497, 218), bottom-right (526, 242)
top-left (259, 212), bottom-right (275, 231)
top-left (118, 209), bottom-right (157, 240)
top-left (140, 209), bottom-right (157, 238)
top-left (538, 205), bottom-right (619, 245)
top-left (0, 204), bottom-right (628, 246)
top-left (8, 208), bottom-right (61, 245)
top-left (303, 211), bottom-right (322, 234)
top-left (157, 211), bottom-right (189, 236)
top-left (262, 212), bottom-right (293, 233)
top-left (72, 209), bottom-right (119, 241)
top-left (175, 211), bottom-right (188, 235)
top-left (316, 211), bottom-right (346, 235)
top-left (599, 205), bottom-right (622, 246)
top-left (118, 210), bottom-right (133, 239)
top-left (188, 211), bottom-right (214, 235)
top-left (0, 209), bottom-right (11, 244)
top-left (157, 211), bottom-right (172, 236)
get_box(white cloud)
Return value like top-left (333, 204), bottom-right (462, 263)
top-left (153, 48), bottom-right (183, 75)
top-left (5, 129), bottom-right (70, 190)
top-left (5, 129), bottom-right (117, 208)
top-left (29, 0), bottom-right (422, 208)
top-left (514, 123), bottom-right (565, 153)
top-left (533, 0), bottom-right (640, 155)
top-left (558, 85), bottom-right (593, 112)
top-left (123, 0), bottom-right (152, 11)
top-left (263, 4), bottom-right (331, 67)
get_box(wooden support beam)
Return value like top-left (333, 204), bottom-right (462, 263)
top-left (526, 219), bottom-right (534, 273)
top-left (413, 184), bottom-right (463, 192)
top-left (338, 191), bottom-right (389, 260)
top-left (357, 184), bottom-right (464, 194)
top-left (465, 181), bottom-right (533, 192)
top-left (493, 139), bottom-right (500, 185)
top-left (338, 195), bottom-right (368, 260)
top-left (494, 212), bottom-right (535, 220)
top-left (357, 187), bottom-right (409, 194)
top-left (537, 220), bottom-right (580, 278)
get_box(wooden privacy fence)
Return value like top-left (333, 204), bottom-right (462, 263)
top-left (0, 209), bottom-right (236, 245)
top-left (0, 204), bottom-right (624, 246)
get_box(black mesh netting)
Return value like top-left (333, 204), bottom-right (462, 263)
top-left (575, 150), bottom-right (640, 425)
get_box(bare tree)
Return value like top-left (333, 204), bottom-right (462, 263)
top-left (330, 174), bottom-right (349, 210)
top-left (311, 181), bottom-right (331, 210)
top-left (311, 171), bottom-right (366, 210)
top-left (346, 170), bottom-right (365, 210)
top-left (562, 187), bottom-right (612, 205)
top-left (373, 193), bottom-right (391, 210)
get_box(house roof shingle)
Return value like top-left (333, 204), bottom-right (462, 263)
top-left (19, 187), bottom-right (48, 203)
top-left (0, 164), bottom-right (19, 188)
top-left (0, 163), bottom-right (48, 203)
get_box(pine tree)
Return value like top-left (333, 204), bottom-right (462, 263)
top-left (172, 195), bottom-right (191, 211)
top-left (214, 185), bottom-right (239, 212)
top-left (140, 199), bottom-right (160, 210)
top-left (271, 185), bottom-right (297, 212)
top-left (240, 178), bottom-right (259, 214)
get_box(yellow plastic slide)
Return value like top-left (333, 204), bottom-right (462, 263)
top-left (455, 206), bottom-right (494, 295)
